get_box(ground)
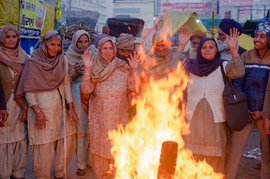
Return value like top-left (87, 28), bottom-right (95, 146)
top-left (24, 129), bottom-right (261, 179)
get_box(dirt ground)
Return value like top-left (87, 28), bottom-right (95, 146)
top-left (236, 129), bottom-right (260, 179)
top-left (24, 129), bottom-right (261, 179)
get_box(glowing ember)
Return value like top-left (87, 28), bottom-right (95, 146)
top-left (109, 59), bottom-right (223, 179)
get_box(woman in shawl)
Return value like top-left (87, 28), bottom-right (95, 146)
top-left (80, 37), bottom-right (139, 179)
top-left (140, 29), bottom-right (186, 82)
top-left (65, 30), bottom-right (90, 176)
top-left (15, 31), bottom-right (78, 179)
top-left (0, 25), bottom-right (28, 179)
top-left (184, 28), bottom-right (244, 173)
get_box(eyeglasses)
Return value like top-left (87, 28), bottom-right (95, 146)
top-left (218, 33), bottom-right (225, 36)
top-left (191, 41), bottom-right (200, 45)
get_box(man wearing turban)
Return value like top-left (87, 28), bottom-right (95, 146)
top-left (217, 18), bottom-right (243, 61)
top-left (116, 33), bottom-right (135, 61)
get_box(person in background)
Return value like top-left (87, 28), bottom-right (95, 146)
top-left (116, 33), bottom-right (135, 61)
top-left (184, 30), bottom-right (206, 59)
top-left (184, 28), bottom-right (244, 173)
top-left (225, 17), bottom-right (270, 179)
top-left (217, 18), bottom-right (243, 60)
top-left (15, 31), bottom-right (78, 179)
top-left (140, 29), bottom-right (186, 81)
top-left (0, 25), bottom-right (28, 179)
top-left (81, 37), bottom-right (139, 179)
top-left (66, 30), bottom-right (90, 177)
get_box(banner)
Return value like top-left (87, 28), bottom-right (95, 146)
top-left (19, 0), bottom-right (46, 38)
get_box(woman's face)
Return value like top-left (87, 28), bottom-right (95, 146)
top-left (47, 38), bottom-right (62, 57)
top-left (154, 40), bottom-right (170, 56)
top-left (201, 40), bottom-right (217, 61)
top-left (254, 31), bottom-right (269, 50)
top-left (77, 34), bottom-right (90, 52)
top-left (100, 41), bottom-right (114, 62)
top-left (3, 30), bottom-right (18, 49)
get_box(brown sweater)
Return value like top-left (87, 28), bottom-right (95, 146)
top-left (0, 79), bottom-right (6, 110)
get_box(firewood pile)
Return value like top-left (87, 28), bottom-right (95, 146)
top-left (58, 24), bottom-right (96, 52)
top-left (58, 24), bottom-right (96, 43)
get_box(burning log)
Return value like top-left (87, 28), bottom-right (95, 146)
top-left (157, 141), bottom-right (178, 179)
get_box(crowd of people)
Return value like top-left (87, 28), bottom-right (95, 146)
top-left (0, 16), bottom-right (269, 179)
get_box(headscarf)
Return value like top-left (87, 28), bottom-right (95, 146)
top-left (185, 37), bottom-right (225, 77)
top-left (116, 33), bottom-right (135, 51)
top-left (15, 31), bottom-right (66, 98)
top-left (94, 34), bottom-right (110, 47)
top-left (145, 30), bottom-right (174, 70)
top-left (91, 37), bottom-right (127, 82)
top-left (255, 17), bottom-right (270, 40)
top-left (0, 25), bottom-right (28, 74)
top-left (219, 18), bottom-right (243, 36)
top-left (66, 30), bottom-right (90, 65)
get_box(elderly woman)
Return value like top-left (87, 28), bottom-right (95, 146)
top-left (65, 30), bottom-right (90, 176)
top-left (80, 37), bottom-right (138, 179)
top-left (226, 18), bottom-right (270, 179)
top-left (184, 29), bottom-right (244, 173)
top-left (0, 25), bottom-right (28, 179)
top-left (140, 29), bottom-right (186, 81)
top-left (15, 31), bottom-right (78, 179)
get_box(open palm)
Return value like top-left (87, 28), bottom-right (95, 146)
top-left (226, 28), bottom-right (240, 56)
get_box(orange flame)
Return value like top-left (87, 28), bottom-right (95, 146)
top-left (109, 61), bottom-right (223, 178)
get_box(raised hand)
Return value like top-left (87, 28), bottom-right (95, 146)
top-left (82, 51), bottom-right (94, 70)
top-left (226, 27), bottom-right (240, 58)
top-left (128, 51), bottom-right (140, 72)
top-left (178, 27), bottom-right (191, 48)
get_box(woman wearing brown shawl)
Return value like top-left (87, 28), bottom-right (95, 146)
top-left (81, 37), bottom-right (138, 179)
top-left (65, 30), bottom-right (90, 176)
top-left (0, 25), bottom-right (28, 179)
top-left (139, 29), bottom-right (186, 88)
top-left (15, 31), bottom-right (78, 179)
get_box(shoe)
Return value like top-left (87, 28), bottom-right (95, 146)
top-left (77, 168), bottom-right (86, 177)
top-left (253, 161), bottom-right (261, 170)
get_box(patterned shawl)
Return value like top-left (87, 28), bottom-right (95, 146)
top-left (91, 37), bottom-right (127, 82)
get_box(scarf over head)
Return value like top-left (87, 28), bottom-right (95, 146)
top-left (15, 31), bottom-right (66, 98)
top-left (145, 29), bottom-right (175, 70)
top-left (91, 37), bottom-right (127, 82)
top-left (66, 30), bottom-right (90, 65)
top-left (255, 17), bottom-right (270, 40)
top-left (0, 25), bottom-right (28, 74)
top-left (185, 37), bottom-right (225, 77)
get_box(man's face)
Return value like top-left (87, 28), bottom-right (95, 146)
top-left (254, 31), bottom-right (270, 50)
top-left (217, 29), bottom-right (227, 42)
top-left (190, 36), bottom-right (201, 51)
top-left (118, 49), bottom-right (132, 57)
